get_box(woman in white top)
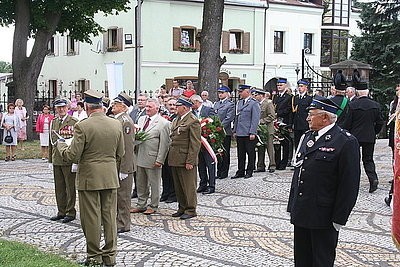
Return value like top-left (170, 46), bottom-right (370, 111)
top-left (1, 103), bottom-right (21, 161)
top-left (72, 102), bottom-right (88, 121)
top-left (14, 98), bottom-right (28, 150)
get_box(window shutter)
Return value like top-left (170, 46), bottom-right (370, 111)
top-left (242, 32), bottom-right (250, 54)
top-left (196, 29), bottom-right (201, 52)
top-left (85, 80), bottom-right (90, 91)
top-left (103, 32), bottom-right (108, 52)
top-left (117, 28), bottom-right (123, 51)
top-left (222, 31), bottom-right (229, 53)
top-left (165, 79), bottom-right (173, 91)
top-left (173, 27), bottom-right (181, 51)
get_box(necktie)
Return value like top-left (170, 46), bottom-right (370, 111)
top-left (143, 117), bottom-right (151, 130)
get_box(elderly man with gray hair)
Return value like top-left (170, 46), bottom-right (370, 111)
top-left (201, 90), bottom-right (213, 107)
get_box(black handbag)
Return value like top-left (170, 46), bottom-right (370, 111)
top-left (4, 130), bottom-right (13, 144)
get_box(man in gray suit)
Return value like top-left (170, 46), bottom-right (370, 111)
top-left (232, 85), bottom-right (261, 179)
top-left (213, 86), bottom-right (235, 179)
top-left (130, 99), bottom-right (170, 214)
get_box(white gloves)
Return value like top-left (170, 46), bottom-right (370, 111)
top-left (71, 164), bottom-right (78, 173)
top-left (119, 173), bottom-right (128, 180)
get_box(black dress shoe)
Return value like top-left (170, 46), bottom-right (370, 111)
top-left (131, 191), bottom-right (138, 198)
top-left (276, 167), bottom-right (286, 170)
top-left (171, 211), bottom-right (184, 217)
top-left (180, 214), bottom-right (197, 220)
top-left (160, 195), bottom-right (168, 202)
top-left (369, 180), bottom-right (379, 193)
top-left (165, 197), bottom-right (177, 203)
top-left (244, 173), bottom-right (253, 179)
top-left (385, 196), bottom-right (392, 206)
top-left (78, 259), bottom-right (103, 266)
top-left (50, 215), bottom-right (65, 221)
top-left (231, 174), bottom-right (244, 179)
top-left (196, 186), bottom-right (207, 193)
top-left (202, 188), bottom-right (215, 195)
top-left (62, 216), bottom-right (75, 223)
top-left (268, 169), bottom-right (275, 173)
top-left (117, 228), bottom-right (130, 234)
top-left (254, 169), bottom-right (266, 173)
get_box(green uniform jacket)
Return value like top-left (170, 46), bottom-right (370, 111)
top-left (168, 112), bottom-right (201, 167)
top-left (49, 115), bottom-right (78, 165)
top-left (57, 112), bottom-right (125, 190)
top-left (115, 112), bottom-right (135, 174)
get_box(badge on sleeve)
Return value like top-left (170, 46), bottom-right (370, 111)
top-left (124, 126), bottom-right (132, 134)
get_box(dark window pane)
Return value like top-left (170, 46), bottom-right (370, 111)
top-left (274, 31), bottom-right (284, 53)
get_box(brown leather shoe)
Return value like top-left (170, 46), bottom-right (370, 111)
top-left (143, 208), bottom-right (156, 215)
top-left (130, 208), bottom-right (146, 213)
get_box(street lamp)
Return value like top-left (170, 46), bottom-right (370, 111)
top-left (295, 64), bottom-right (300, 81)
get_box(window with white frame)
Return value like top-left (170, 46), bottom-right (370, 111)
top-left (66, 36), bottom-right (79, 56)
top-left (274, 31), bottom-right (284, 53)
top-left (103, 27), bottom-right (123, 52)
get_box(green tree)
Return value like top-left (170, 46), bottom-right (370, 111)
top-left (351, 2), bottom-right (400, 111)
top-left (0, 0), bottom-right (130, 139)
top-left (197, 0), bottom-right (226, 102)
top-left (0, 61), bottom-right (12, 73)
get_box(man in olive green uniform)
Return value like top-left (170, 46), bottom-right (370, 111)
top-left (111, 92), bottom-right (135, 233)
top-left (57, 90), bottom-right (124, 267)
top-left (168, 97), bottom-right (201, 220)
top-left (48, 98), bottom-right (78, 223)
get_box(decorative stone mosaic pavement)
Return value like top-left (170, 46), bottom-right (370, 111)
top-left (0, 139), bottom-right (399, 266)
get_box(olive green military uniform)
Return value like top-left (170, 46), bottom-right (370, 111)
top-left (168, 112), bottom-right (201, 216)
top-left (48, 115), bottom-right (78, 219)
top-left (115, 112), bottom-right (135, 231)
top-left (57, 111), bottom-right (124, 266)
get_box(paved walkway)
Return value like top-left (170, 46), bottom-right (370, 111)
top-left (0, 139), bottom-right (399, 266)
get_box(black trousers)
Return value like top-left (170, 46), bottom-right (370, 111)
top-left (236, 136), bottom-right (256, 175)
top-left (198, 148), bottom-right (216, 190)
top-left (359, 142), bottom-right (378, 183)
top-left (161, 158), bottom-right (176, 199)
top-left (274, 139), bottom-right (289, 169)
top-left (294, 225), bottom-right (339, 267)
top-left (217, 135), bottom-right (231, 178)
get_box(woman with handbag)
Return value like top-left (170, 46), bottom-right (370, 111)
top-left (35, 105), bottom-right (54, 160)
top-left (1, 103), bottom-right (21, 161)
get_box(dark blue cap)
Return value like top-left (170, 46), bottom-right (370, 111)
top-left (84, 90), bottom-right (103, 104)
top-left (53, 98), bottom-right (68, 107)
top-left (238, 84), bottom-right (252, 91)
top-left (307, 96), bottom-right (340, 114)
top-left (175, 96), bottom-right (193, 107)
top-left (297, 79), bottom-right (310, 86)
top-left (277, 78), bottom-right (287, 84)
top-left (217, 86), bottom-right (231, 93)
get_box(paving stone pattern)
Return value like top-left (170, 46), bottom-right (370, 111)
top-left (0, 139), bottom-right (399, 266)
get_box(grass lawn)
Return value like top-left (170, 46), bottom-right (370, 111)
top-left (0, 239), bottom-right (79, 267)
top-left (0, 140), bottom-right (42, 160)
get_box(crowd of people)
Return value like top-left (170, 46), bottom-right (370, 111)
top-left (0, 77), bottom-right (395, 266)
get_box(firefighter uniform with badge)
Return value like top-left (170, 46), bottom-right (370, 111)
top-left (287, 96), bottom-right (360, 267)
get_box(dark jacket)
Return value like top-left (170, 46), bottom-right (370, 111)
top-left (287, 125), bottom-right (360, 228)
top-left (273, 92), bottom-right (293, 125)
top-left (344, 96), bottom-right (384, 143)
top-left (292, 94), bottom-right (312, 131)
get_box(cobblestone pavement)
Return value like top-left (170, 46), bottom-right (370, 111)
top-left (0, 139), bottom-right (399, 266)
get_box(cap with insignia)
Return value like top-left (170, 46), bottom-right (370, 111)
top-left (84, 90), bottom-right (104, 104)
top-left (297, 79), bottom-right (310, 86)
top-left (307, 96), bottom-right (340, 114)
top-left (53, 98), bottom-right (68, 107)
top-left (238, 84), bottom-right (252, 91)
top-left (277, 78), bottom-right (288, 84)
top-left (217, 85), bottom-right (231, 93)
top-left (251, 87), bottom-right (266, 95)
top-left (102, 97), bottom-right (110, 108)
top-left (175, 96), bottom-right (193, 107)
top-left (354, 82), bottom-right (368, 91)
top-left (113, 92), bottom-right (133, 107)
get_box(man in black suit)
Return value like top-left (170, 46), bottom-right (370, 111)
top-left (272, 78), bottom-right (293, 170)
top-left (191, 94), bottom-right (217, 194)
top-left (343, 82), bottom-right (384, 193)
top-left (213, 86), bottom-right (235, 179)
top-left (292, 79), bottom-right (313, 150)
top-left (288, 96), bottom-right (360, 267)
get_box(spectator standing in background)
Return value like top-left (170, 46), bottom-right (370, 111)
top-left (35, 105), bottom-right (54, 160)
